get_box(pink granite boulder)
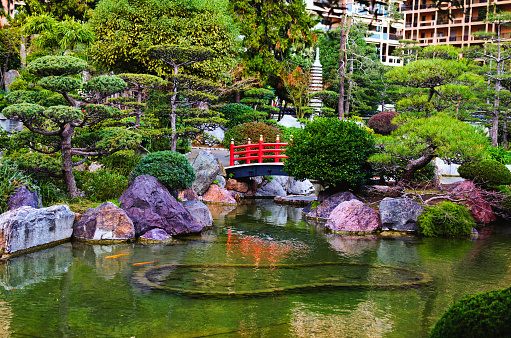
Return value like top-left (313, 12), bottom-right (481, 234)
top-left (452, 180), bottom-right (496, 224)
top-left (202, 184), bottom-right (237, 205)
top-left (325, 200), bottom-right (380, 233)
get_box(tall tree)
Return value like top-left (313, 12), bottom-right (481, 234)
top-left (148, 45), bottom-right (226, 151)
top-left (15, 0), bottom-right (95, 21)
top-left (2, 56), bottom-right (141, 197)
top-left (89, 0), bottom-right (239, 80)
top-left (468, 11), bottom-right (511, 147)
top-left (228, 0), bottom-right (317, 89)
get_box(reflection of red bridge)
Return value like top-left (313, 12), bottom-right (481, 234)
top-left (226, 135), bottom-right (290, 179)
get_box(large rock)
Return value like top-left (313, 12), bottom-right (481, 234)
top-left (192, 151), bottom-right (221, 195)
top-left (182, 201), bottom-right (213, 228)
top-left (8, 186), bottom-right (42, 210)
top-left (178, 187), bottom-right (200, 202)
top-left (255, 178), bottom-right (287, 197)
top-left (73, 202), bottom-right (135, 242)
top-left (452, 180), bottom-right (496, 224)
top-left (0, 205), bottom-right (75, 257)
top-left (119, 175), bottom-right (203, 236)
top-left (225, 178), bottom-right (249, 193)
top-left (325, 200), bottom-right (380, 233)
top-left (277, 115), bottom-right (302, 129)
top-left (307, 191), bottom-right (359, 219)
top-left (202, 184), bottom-right (237, 205)
top-left (379, 198), bottom-right (424, 232)
top-left (286, 177), bottom-right (314, 195)
top-left (215, 175), bottom-right (226, 188)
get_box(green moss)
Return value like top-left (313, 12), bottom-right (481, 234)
top-left (418, 201), bottom-right (475, 237)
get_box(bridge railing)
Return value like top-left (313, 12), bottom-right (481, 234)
top-left (229, 135), bottom-right (291, 166)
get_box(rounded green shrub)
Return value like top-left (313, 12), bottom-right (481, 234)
top-left (458, 159), bottom-right (511, 186)
top-left (367, 111), bottom-right (399, 135)
top-left (75, 169), bottom-right (128, 202)
top-left (223, 121), bottom-right (282, 147)
top-left (283, 117), bottom-right (375, 189)
top-left (418, 201), bottom-right (475, 237)
top-left (130, 151), bottom-right (195, 191)
top-left (430, 286), bottom-right (511, 337)
top-left (99, 150), bottom-right (142, 177)
top-left (216, 103), bottom-right (266, 129)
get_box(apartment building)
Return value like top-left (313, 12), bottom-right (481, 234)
top-left (402, 0), bottom-right (511, 47)
top-left (306, 0), bottom-right (405, 66)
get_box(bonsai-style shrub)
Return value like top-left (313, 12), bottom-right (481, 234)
top-left (223, 121), bottom-right (282, 147)
top-left (417, 201), bottom-right (475, 237)
top-left (367, 111), bottom-right (399, 135)
top-left (430, 286), bottom-right (511, 337)
top-left (284, 117), bottom-right (375, 189)
top-left (130, 151), bottom-right (195, 192)
top-left (0, 160), bottom-right (34, 213)
top-left (216, 103), bottom-right (266, 129)
top-left (99, 150), bottom-right (142, 177)
top-left (458, 159), bottom-right (511, 186)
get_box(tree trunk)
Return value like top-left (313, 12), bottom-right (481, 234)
top-left (61, 124), bottom-right (79, 197)
top-left (234, 90), bottom-right (241, 103)
top-left (493, 24), bottom-right (503, 148)
top-left (397, 153), bottom-right (436, 188)
top-left (504, 113), bottom-right (508, 150)
top-left (170, 65), bottom-right (179, 152)
top-left (345, 54), bottom-right (354, 115)
top-left (337, 2), bottom-right (347, 120)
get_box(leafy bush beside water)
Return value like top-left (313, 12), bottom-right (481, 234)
top-left (418, 201), bottom-right (475, 237)
top-left (431, 286), bottom-right (511, 337)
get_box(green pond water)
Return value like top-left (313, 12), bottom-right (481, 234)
top-left (1, 200), bottom-right (511, 337)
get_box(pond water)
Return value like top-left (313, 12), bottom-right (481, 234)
top-left (1, 200), bottom-right (511, 337)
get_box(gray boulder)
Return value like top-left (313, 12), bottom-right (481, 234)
top-left (119, 175), bottom-right (203, 237)
top-left (379, 198), bottom-right (424, 232)
top-left (307, 191), bottom-right (358, 219)
top-left (192, 151), bottom-right (221, 195)
top-left (255, 178), bottom-right (287, 197)
top-left (8, 186), bottom-right (42, 210)
top-left (73, 202), bottom-right (135, 242)
top-left (0, 205), bottom-right (75, 257)
top-left (325, 200), bottom-right (380, 233)
top-left (286, 177), bottom-right (314, 195)
top-left (277, 115), bottom-right (302, 129)
top-left (182, 201), bottom-right (213, 228)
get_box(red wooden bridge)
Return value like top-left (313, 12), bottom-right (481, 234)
top-left (225, 135), bottom-right (291, 179)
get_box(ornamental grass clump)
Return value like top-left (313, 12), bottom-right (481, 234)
top-left (417, 201), bottom-right (475, 237)
top-left (130, 151), bottom-right (195, 192)
top-left (458, 159), bottom-right (511, 186)
top-left (430, 286), bottom-right (511, 337)
top-left (0, 159), bottom-right (34, 213)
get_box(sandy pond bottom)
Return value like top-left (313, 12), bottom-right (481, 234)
top-left (0, 200), bottom-right (510, 337)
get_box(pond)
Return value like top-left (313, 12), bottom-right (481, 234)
top-left (0, 200), bottom-right (510, 337)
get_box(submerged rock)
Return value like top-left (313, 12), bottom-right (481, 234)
top-left (139, 228), bottom-right (173, 244)
top-left (73, 202), bottom-right (135, 242)
top-left (0, 205), bottom-right (75, 257)
top-left (325, 200), bottom-right (380, 233)
top-left (119, 175), bottom-right (203, 237)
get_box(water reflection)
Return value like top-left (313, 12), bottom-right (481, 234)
top-left (0, 203), bottom-right (507, 336)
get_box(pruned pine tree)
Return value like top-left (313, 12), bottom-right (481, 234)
top-left (2, 56), bottom-right (141, 197)
top-left (148, 45), bottom-right (226, 151)
top-left (240, 88), bottom-right (279, 119)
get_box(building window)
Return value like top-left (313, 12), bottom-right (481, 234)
top-left (421, 32), bottom-right (425, 38)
